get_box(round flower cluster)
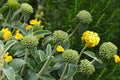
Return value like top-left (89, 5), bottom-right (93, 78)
top-left (21, 35), bottom-right (39, 48)
top-left (81, 31), bottom-right (100, 47)
top-left (53, 30), bottom-right (69, 44)
top-left (76, 10), bottom-right (92, 24)
top-left (7, 0), bottom-right (20, 10)
top-left (79, 59), bottom-right (95, 76)
top-left (21, 3), bottom-right (33, 14)
top-left (15, 30), bottom-right (23, 40)
top-left (62, 49), bottom-right (79, 63)
top-left (99, 42), bottom-right (117, 59)
top-left (2, 28), bottom-right (12, 41)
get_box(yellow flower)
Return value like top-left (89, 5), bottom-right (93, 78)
top-left (114, 55), bottom-right (120, 63)
top-left (26, 24), bottom-right (32, 30)
top-left (30, 19), bottom-right (41, 25)
top-left (56, 45), bottom-right (64, 52)
top-left (2, 28), bottom-right (12, 41)
top-left (4, 52), bottom-right (13, 63)
top-left (81, 31), bottom-right (100, 47)
top-left (37, 35), bottom-right (44, 40)
top-left (15, 30), bottom-right (23, 40)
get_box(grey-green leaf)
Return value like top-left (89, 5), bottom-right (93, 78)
top-left (46, 44), bottom-right (52, 56)
top-left (38, 50), bottom-right (47, 61)
top-left (3, 67), bottom-right (15, 80)
top-left (83, 51), bottom-right (96, 58)
top-left (33, 30), bottom-right (51, 36)
top-left (9, 59), bottom-right (26, 73)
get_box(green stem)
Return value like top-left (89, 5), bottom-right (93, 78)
top-left (36, 44), bottom-right (58, 78)
top-left (96, 67), bottom-right (106, 80)
top-left (69, 22), bottom-right (81, 38)
top-left (19, 14), bottom-right (24, 22)
top-left (59, 62), bottom-right (69, 80)
top-left (90, 58), bottom-right (96, 64)
top-left (3, 9), bottom-right (11, 28)
top-left (76, 46), bottom-right (87, 64)
top-left (20, 48), bottom-right (28, 76)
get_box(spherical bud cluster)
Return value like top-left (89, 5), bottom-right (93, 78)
top-left (21, 3), bottom-right (33, 14)
top-left (62, 49), bottom-right (79, 63)
top-left (81, 31), bottom-right (100, 47)
top-left (21, 35), bottom-right (39, 48)
top-left (76, 10), bottom-right (92, 24)
top-left (53, 30), bottom-right (69, 43)
top-left (79, 59), bottom-right (95, 76)
top-left (7, 0), bottom-right (20, 10)
top-left (99, 42), bottom-right (117, 59)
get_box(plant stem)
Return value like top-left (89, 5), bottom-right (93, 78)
top-left (96, 67), bottom-right (106, 80)
top-left (36, 44), bottom-right (58, 78)
top-left (69, 22), bottom-right (81, 38)
top-left (19, 14), bottom-right (24, 22)
top-left (3, 9), bottom-right (11, 28)
top-left (20, 48), bottom-right (28, 76)
top-left (90, 58), bottom-right (96, 64)
top-left (76, 46), bottom-right (87, 64)
top-left (59, 62), bottom-right (69, 80)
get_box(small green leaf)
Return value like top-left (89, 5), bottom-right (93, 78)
top-left (38, 50), bottom-right (47, 61)
top-left (40, 74), bottom-right (56, 80)
top-left (66, 64), bottom-right (77, 78)
top-left (34, 30), bottom-right (51, 36)
top-left (3, 67), bottom-right (15, 80)
top-left (42, 36), bottom-right (53, 46)
top-left (15, 75), bottom-right (23, 80)
top-left (0, 40), bottom-right (17, 58)
top-left (83, 51), bottom-right (96, 58)
top-left (46, 44), bottom-right (52, 56)
top-left (9, 59), bottom-right (26, 73)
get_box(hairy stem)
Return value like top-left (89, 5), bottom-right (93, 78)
top-left (20, 48), bottom-right (28, 76)
top-left (36, 43), bottom-right (58, 78)
top-left (69, 22), bottom-right (81, 38)
top-left (59, 62), bottom-right (69, 80)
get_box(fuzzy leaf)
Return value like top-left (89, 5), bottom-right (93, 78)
top-left (46, 44), bottom-right (52, 56)
top-left (3, 67), bottom-right (15, 80)
top-left (40, 74), bottom-right (56, 80)
top-left (34, 30), bottom-right (51, 36)
top-left (9, 59), bottom-right (26, 73)
top-left (42, 36), bottom-right (53, 46)
top-left (38, 50), bottom-right (47, 61)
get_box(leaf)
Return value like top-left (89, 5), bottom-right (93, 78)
top-left (83, 51), bottom-right (102, 64)
top-left (46, 44), bottom-right (52, 56)
top-left (33, 30), bottom-right (51, 36)
top-left (0, 40), bottom-right (3, 45)
top-left (9, 59), bottom-right (26, 73)
top-left (83, 51), bottom-right (96, 58)
top-left (3, 67), bottom-right (15, 80)
top-left (0, 40), bottom-right (17, 58)
top-left (38, 50), bottom-right (47, 61)
top-left (40, 74), bottom-right (56, 80)
top-left (66, 64), bottom-right (77, 78)
top-left (15, 75), bottom-right (23, 80)
top-left (42, 36), bottom-right (53, 46)
top-left (24, 70), bottom-right (37, 80)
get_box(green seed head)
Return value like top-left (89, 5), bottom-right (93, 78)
top-left (79, 59), bottom-right (95, 76)
top-left (53, 30), bottom-right (69, 43)
top-left (99, 42), bottom-right (117, 59)
top-left (21, 35), bottom-right (39, 48)
top-left (7, 0), bottom-right (20, 10)
top-left (21, 3), bottom-right (33, 14)
top-left (76, 10), bottom-right (92, 24)
top-left (62, 49), bottom-right (79, 63)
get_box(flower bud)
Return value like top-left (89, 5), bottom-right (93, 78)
top-left (79, 59), bottom-right (95, 76)
top-left (21, 3), bottom-right (33, 14)
top-left (53, 30), bottom-right (69, 43)
top-left (99, 42), bottom-right (117, 59)
top-left (7, 0), bottom-right (20, 10)
top-left (62, 49), bottom-right (79, 63)
top-left (76, 10), bottom-right (92, 24)
top-left (21, 35), bottom-right (39, 48)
